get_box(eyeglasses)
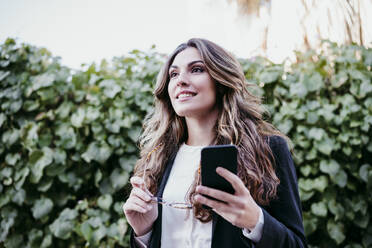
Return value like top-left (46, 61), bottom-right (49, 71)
top-left (143, 144), bottom-right (193, 210)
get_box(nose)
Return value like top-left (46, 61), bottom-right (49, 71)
top-left (176, 71), bottom-right (189, 86)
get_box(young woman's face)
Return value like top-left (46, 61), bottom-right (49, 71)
top-left (167, 47), bottom-right (218, 118)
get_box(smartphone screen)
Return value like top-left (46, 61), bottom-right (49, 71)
top-left (200, 145), bottom-right (238, 208)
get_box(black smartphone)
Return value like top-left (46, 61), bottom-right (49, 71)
top-left (200, 144), bottom-right (238, 208)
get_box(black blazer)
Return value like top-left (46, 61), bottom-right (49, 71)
top-left (130, 136), bottom-right (308, 248)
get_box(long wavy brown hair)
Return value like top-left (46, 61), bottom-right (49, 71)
top-left (133, 38), bottom-right (285, 222)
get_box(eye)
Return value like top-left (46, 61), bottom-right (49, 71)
top-left (169, 71), bottom-right (178, 78)
top-left (191, 66), bottom-right (204, 73)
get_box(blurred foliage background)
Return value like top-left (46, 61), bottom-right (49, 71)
top-left (0, 38), bottom-right (371, 247)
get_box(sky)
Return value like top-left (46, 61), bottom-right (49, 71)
top-left (0, 0), bottom-right (258, 69)
top-left (3, 0), bottom-right (370, 69)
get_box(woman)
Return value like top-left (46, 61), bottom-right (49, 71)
top-left (123, 38), bottom-right (307, 248)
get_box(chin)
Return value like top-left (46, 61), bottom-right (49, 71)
top-left (174, 110), bottom-right (191, 117)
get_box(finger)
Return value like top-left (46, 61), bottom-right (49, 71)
top-left (130, 176), bottom-right (145, 187)
top-left (123, 201), bottom-right (148, 214)
top-left (216, 167), bottom-right (247, 195)
top-left (194, 194), bottom-right (231, 213)
top-left (130, 187), bottom-right (152, 202)
top-left (196, 185), bottom-right (236, 204)
top-left (130, 176), bottom-right (153, 196)
top-left (126, 195), bottom-right (153, 211)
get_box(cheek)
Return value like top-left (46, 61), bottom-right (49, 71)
top-left (167, 82), bottom-right (177, 106)
top-left (167, 82), bottom-right (173, 100)
top-left (167, 80), bottom-right (175, 96)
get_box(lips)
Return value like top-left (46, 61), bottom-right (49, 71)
top-left (176, 90), bottom-right (197, 99)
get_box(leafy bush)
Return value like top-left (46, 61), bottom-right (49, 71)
top-left (0, 38), bottom-right (371, 247)
top-left (0, 38), bottom-right (163, 247)
top-left (240, 41), bottom-right (372, 247)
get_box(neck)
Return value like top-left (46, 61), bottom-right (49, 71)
top-left (185, 111), bottom-right (219, 146)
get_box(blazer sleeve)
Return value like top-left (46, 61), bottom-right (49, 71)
top-left (254, 136), bottom-right (307, 248)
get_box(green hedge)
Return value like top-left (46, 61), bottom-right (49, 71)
top-left (0, 38), bottom-right (371, 247)
top-left (240, 41), bottom-right (372, 247)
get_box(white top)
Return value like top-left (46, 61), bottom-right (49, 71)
top-left (134, 143), bottom-right (264, 248)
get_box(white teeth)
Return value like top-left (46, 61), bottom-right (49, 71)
top-left (178, 93), bottom-right (194, 99)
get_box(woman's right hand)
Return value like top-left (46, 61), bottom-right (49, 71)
top-left (123, 176), bottom-right (158, 236)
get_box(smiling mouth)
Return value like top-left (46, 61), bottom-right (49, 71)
top-left (176, 93), bottom-right (197, 99)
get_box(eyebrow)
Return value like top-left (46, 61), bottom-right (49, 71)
top-left (169, 60), bottom-right (204, 70)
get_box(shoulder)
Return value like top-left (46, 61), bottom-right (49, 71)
top-left (267, 135), bottom-right (290, 156)
top-left (266, 135), bottom-right (295, 174)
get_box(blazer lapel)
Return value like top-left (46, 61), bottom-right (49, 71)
top-left (149, 152), bottom-right (177, 248)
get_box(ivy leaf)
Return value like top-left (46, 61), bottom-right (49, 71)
top-left (320, 159), bottom-right (340, 175)
top-left (0, 194), bottom-right (10, 208)
top-left (23, 99), bottom-right (40, 112)
top-left (95, 169), bottom-right (103, 187)
top-left (97, 194), bottom-right (113, 211)
top-left (55, 125), bottom-right (76, 149)
top-left (277, 119), bottom-right (293, 134)
top-left (303, 72), bottom-right (323, 92)
top-left (55, 101), bottom-right (72, 118)
top-left (313, 176), bottom-right (328, 192)
top-left (71, 108), bottom-right (85, 128)
top-left (0, 208), bottom-right (17, 242)
top-left (29, 147), bottom-right (54, 183)
top-left (3, 234), bottom-right (23, 247)
top-left (81, 142), bottom-right (112, 164)
top-left (0, 71), bottom-right (10, 81)
top-left (118, 218), bottom-right (128, 237)
top-left (299, 176), bottom-right (328, 192)
top-left (2, 129), bottom-right (20, 147)
top-left (359, 164), bottom-right (370, 182)
top-left (110, 168), bottom-right (129, 190)
top-left (119, 155), bottom-right (137, 172)
top-left (53, 148), bottom-right (67, 165)
top-left (259, 67), bottom-right (281, 84)
top-left (14, 167), bottom-right (30, 190)
top-left (32, 197), bottom-right (53, 219)
top-left (28, 229), bottom-right (43, 246)
top-left (22, 122), bottom-right (39, 148)
top-left (5, 153), bottom-right (21, 166)
top-left (88, 217), bottom-right (102, 228)
top-left (0, 113), bottom-right (6, 128)
top-left (331, 71), bottom-right (348, 88)
top-left (327, 220), bottom-right (345, 245)
top-left (316, 136), bottom-right (335, 155)
top-left (80, 221), bottom-right (93, 241)
top-left (31, 73), bottom-right (55, 93)
top-left (92, 225), bottom-right (107, 244)
top-left (331, 170), bottom-right (348, 188)
top-left (12, 189), bottom-right (26, 206)
top-left (85, 106), bottom-right (100, 122)
top-left (328, 199), bottom-right (345, 221)
top-left (311, 201), bottom-right (328, 217)
top-left (354, 212), bottom-right (369, 228)
top-left (49, 208), bottom-right (77, 240)
top-left (37, 178), bottom-right (53, 192)
top-left (128, 127), bottom-right (141, 142)
top-left (40, 234), bottom-right (52, 248)
top-left (99, 79), bottom-right (121, 98)
top-left (290, 82), bottom-right (308, 98)
top-left (308, 128), bottom-right (325, 141)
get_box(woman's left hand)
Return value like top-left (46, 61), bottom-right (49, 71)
top-left (194, 167), bottom-right (261, 230)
